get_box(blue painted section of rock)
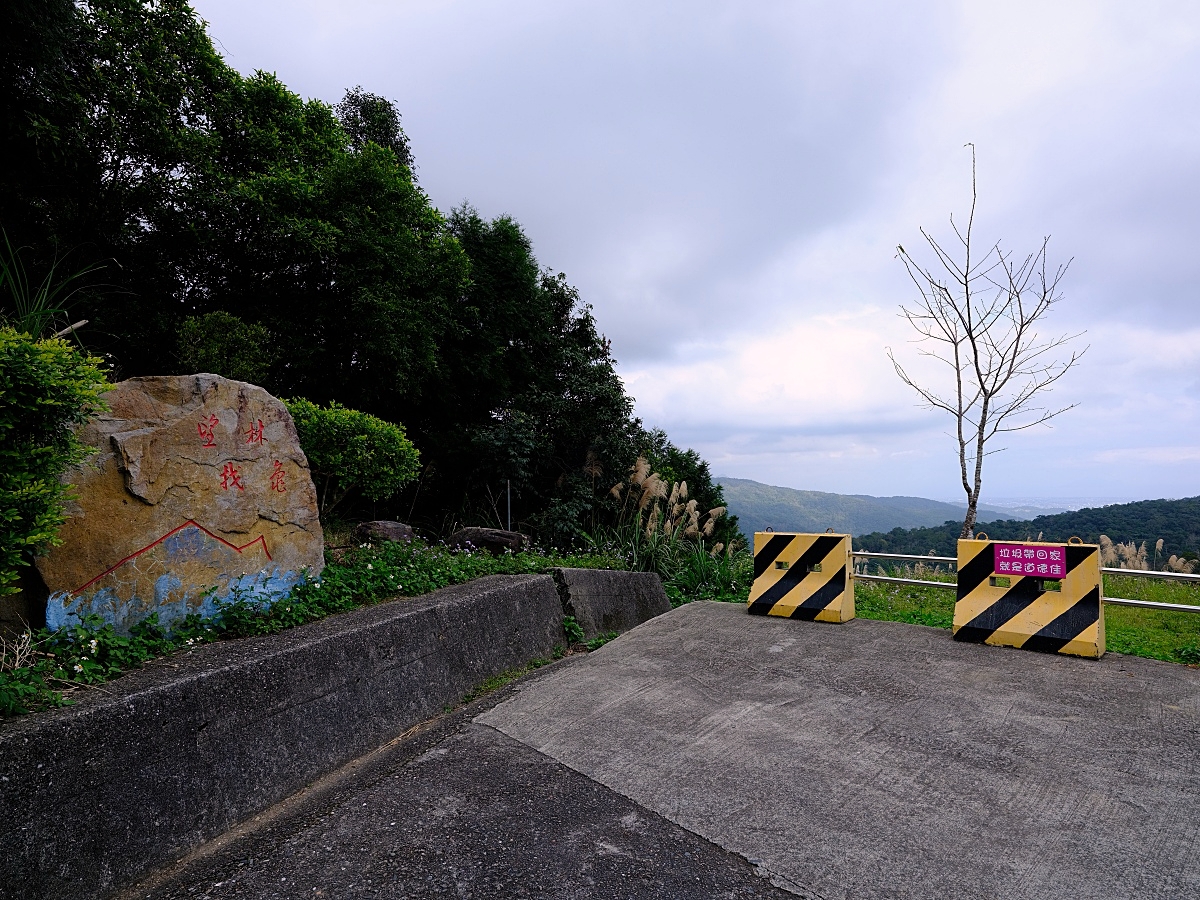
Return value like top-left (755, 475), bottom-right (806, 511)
top-left (45, 566), bottom-right (311, 633)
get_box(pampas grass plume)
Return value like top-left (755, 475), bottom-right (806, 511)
top-left (630, 457), bottom-right (650, 487)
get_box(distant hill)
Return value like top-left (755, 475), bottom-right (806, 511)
top-left (854, 497), bottom-right (1200, 558)
top-left (717, 477), bottom-right (1052, 538)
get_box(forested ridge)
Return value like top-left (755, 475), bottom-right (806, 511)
top-left (855, 497), bottom-right (1200, 558)
top-left (1, 0), bottom-right (738, 546)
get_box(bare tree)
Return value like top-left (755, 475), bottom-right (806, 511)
top-left (888, 146), bottom-right (1086, 539)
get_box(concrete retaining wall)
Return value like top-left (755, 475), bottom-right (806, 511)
top-left (0, 568), bottom-right (672, 899)
top-left (553, 567), bottom-right (673, 639)
top-left (0, 574), bottom-right (564, 900)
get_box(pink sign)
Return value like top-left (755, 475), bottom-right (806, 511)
top-left (994, 543), bottom-right (1066, 578)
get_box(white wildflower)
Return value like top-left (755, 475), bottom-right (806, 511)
top-left (367, 564), bottom-right (373, 570)
top-left (73, 664), bottom-right (83, 673)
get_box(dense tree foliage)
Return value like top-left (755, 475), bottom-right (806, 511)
top-left (177, 312), bottom-right (276, 384)
top-left (855, 497), bottom-right (1200, 558)
top-left (1, 0), bottom-right (732, 545)
top-left (335, 86), bottom-right (414, 171)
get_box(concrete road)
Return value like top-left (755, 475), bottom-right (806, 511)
top-left (118, 670), bottom-right (791, 900)
top-left (480, 602), bottom-right (1200, 900)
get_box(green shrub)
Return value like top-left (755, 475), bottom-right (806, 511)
top-left (283, 398), bottom-right (421, 516)
top-left (0, 328), bottom-right (110, 595)
top-left (177, 311), bottom-right (277, 385)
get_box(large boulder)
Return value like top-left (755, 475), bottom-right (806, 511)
top-left (36, 375), bottom-right (324, 633)
top-left (355, 521), bottom-right (415, 545)
top-left (448, 527), bottom-right (530, 555)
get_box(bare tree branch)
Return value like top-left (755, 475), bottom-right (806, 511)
top-left (891, 145), bottom-right (1087, 538)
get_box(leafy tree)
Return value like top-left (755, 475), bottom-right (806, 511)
top-left (1, 0), bottom-right (236, 370)
top-left (0, 328), bottom-right (110, 595)
top-left (335, 86), bottom-right (413, 171)
top-left (284, 398), bottom-right (420, 517)
top-left (394, 207), bottom-right (642, 544)
top-left (177, 312), bottom-right (276, 385)
top-left (2, 1), bottom-right (466, 394)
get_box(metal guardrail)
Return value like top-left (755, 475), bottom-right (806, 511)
top-left (850, 550), bottom-right (1200, 614)
top-left (1101, 566), bottom-right (1200, 583)
top-left (854, 551), bottom-right (957, 565)
top-left (854, 574), bottom-right (957, 590)
top-left (1101, 596), bottom-right (1200, 613)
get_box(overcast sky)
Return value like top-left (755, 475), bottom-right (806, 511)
top-left (191, 0), bottom-right (1200, 506)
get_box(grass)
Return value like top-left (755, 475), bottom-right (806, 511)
top-left (853, 579), bottom-right (957, 629)
top-left (588, 520), bottom-right (754, 607)
top-left (1102, 575), bottom-right (1200, 663)
top-left (851, 568), bottom-right (1200, 664)
top-left (459, 657), bottom-right (558, 705)
top-left (0, 539), bottom-right (622, 718)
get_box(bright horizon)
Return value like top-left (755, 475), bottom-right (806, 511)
top-left (191, 0), bottom-right (1200, 505)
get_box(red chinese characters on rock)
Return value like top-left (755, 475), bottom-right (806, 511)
top-left (244, 419), bottom-right (265, 445)
top-left (220, 462), bottom-right (245, 492)
top-left (202, 412), bottom-right (282, 494)
top-left (197, 414), bottom-right (219, 448)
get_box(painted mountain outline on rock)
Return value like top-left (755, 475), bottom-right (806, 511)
top-left (71, 519), bottom-right (272, 595)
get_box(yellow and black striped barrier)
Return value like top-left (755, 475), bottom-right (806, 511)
top-left (953, 538), bottom-right (1104, 659)
top-left (747, 532), bottom-right (854, 622)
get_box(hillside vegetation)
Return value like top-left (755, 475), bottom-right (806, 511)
top-left (718, 476), bottom-right (1057, 538)
top-left (855, 496), bottom-right (1200, 558)
top-left (0, 1), bottom-right (740, 548)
